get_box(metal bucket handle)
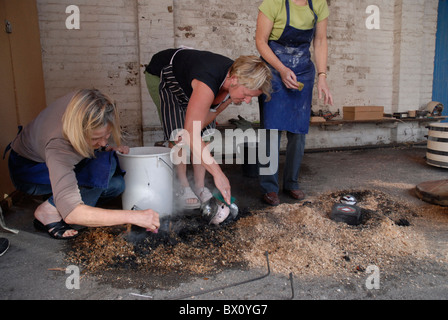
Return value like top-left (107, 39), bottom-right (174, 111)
top-left (158, 156), bottom-right (173, 174)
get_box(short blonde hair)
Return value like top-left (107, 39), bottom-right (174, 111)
top-left (228, 55), bottom-right (272, 101)
top-left (62, 89), bottom-right (122, 158)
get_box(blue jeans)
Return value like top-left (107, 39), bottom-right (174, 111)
top-left (9, 150), bottom-right (124, 208)
top-left (259, 130), bottom-right (306, 194)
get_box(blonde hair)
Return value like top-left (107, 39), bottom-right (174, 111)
top-left (228, 55), bottom-right (272, 101)
top-left (62, 89), bottom-right (122, 158)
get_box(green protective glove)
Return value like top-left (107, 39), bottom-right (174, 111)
top-left (213, 191), bottom-right (238, 219)
top-left (228, 115), bottom-right (253, 131)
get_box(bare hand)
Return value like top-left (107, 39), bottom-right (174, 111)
top-left (107, 145), bottom-right (130, 154)
top-left (317, 77), bottom-right (334, 106)
top-left (280, 67), bottom-right (301, 90)
top-left (213, 172), bottom-right (231, 205)
top-left (131, 209), bottom-right (160, 233)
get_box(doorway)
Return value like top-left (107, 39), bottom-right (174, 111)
top-left (0, 0), bottom-right (46, 198)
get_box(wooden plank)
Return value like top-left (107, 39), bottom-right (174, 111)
top-left (415, 179), bottom-right (448, 206)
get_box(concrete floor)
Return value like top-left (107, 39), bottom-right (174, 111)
top-left (1, 145), bottom-right (448, 304)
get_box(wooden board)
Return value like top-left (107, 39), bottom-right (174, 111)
top-left (415, 179), bottom-right (448, 206)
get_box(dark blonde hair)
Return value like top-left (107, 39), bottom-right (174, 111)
top-left (228, 55), bottom-right (272, 101)
top-left (62, 89), bottom-right (122, 158)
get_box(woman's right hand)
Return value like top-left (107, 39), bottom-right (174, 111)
top-left (213, 172), bottom-right (231, 205)
top-left (131, 209), bottom-right (160, 233)
top-left (280, 67), bottom-right (301, 90)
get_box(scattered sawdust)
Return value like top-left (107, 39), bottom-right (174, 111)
top-left (66, 189), bottom-right (446, 284)
top-left (238, 192), bottom-right (430, 277)
top-left (368, 180), bottom-right (415, 190)
top-left (67, 215), bottom-right (243, 276)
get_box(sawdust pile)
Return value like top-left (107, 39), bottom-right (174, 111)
top-left (238, 190), bottom-right (430, 277)
top-left (66, 189), bottom-right (436, 279)
top-left (67, 216), bottom-right (243, 276)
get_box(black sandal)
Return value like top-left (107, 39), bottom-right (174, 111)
top-left (33, 219), bottom-right (78, 240)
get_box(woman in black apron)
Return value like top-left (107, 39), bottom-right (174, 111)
top-left (256, 0), bottom-right (333, 205)
top-left (147, 49), bottom-right (272, 208)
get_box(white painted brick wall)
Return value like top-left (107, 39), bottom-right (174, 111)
top-left (35, 0), bottom-right (440, 149)
top-left (138, 0), bottom-right (174, 144)
top-left (37, 0), bottom-right (143, 146)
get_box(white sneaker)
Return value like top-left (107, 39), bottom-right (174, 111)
top-left (178, 186), bottom-right (201, 209)
top-left (195, 187), bottom-right (213, 203)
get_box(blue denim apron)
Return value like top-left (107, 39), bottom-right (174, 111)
top-left (8, 148), bottom-right (121, 189)
top-left (260, 0), bottom-right (317, 134)
top-left (5, 125), bottom-right (125, 211)
top-left (4, 124), bottom-right (123, 189)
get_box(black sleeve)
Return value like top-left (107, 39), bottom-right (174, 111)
top-left (145, 48), bottom-right (177, 76)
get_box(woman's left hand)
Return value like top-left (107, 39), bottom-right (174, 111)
top-left (317, 76), bottom-right (334, 106)
top-left (116, 145), bottom-right (130, 154)
top-left (106, 145), bottom-right (130, 154)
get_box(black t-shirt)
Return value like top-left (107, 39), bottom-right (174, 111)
top-left (146, 49), bottom-right (234, 98)
top-left (145, 48), bottom-right (177, 76)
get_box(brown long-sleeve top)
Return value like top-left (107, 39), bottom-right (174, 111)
top-left (11, 92), bottom-right (85, 219)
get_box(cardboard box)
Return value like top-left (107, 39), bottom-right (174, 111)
top-left (343, 106), bottom-right (384, 121)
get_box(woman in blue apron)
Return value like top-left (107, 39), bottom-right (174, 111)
top-left (256, 0), bottom-right (333, 205)
top-left (5, 89), bottom-right (160, 239)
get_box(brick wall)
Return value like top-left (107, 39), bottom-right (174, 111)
top-left (138, 0), bottom-right (174, 144)
top-left (36, 0), bottom-right (440, 147)
top-left (392, 0), bottom-right (439, 112)
top-left (37, 0), bottom-right (143, 146)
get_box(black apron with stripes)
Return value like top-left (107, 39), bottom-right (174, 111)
top-left (159, 52), bottom-right (216, 142)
